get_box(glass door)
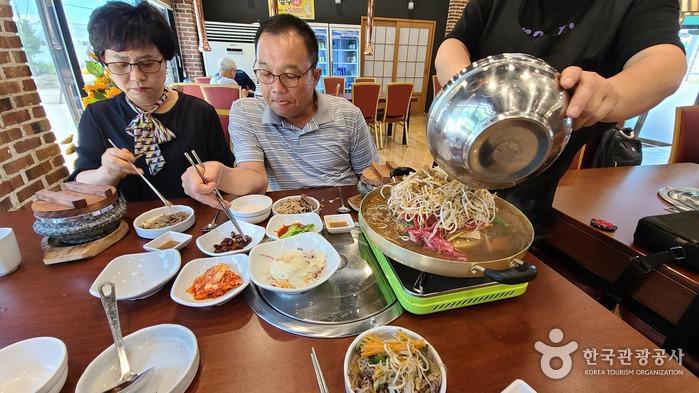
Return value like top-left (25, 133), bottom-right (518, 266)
top-left (330, 24), bottom-right (360, 93)
top-left (12, 0), bottom-right (89, 171)
top-left (624, 18), bottom-right (699, 165)
top-left (310, 23), bottom-right (329, 92)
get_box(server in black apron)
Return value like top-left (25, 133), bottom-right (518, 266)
top-left (435, 0), bottom-right (686, 236)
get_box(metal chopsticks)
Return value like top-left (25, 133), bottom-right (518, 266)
top-left (183, 150), bottom-right (244, 235)
top-left (310, 347), bottom-right (328, 393)
top-left (106, 138), bottom-right (172, 207)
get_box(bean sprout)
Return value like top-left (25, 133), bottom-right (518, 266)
top-left (386, 167), bottom-right (496, 235)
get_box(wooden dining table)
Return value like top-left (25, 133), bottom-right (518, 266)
top-left (1, 186), bottom-right (696, 393)
top-left (546, 163), bottom-right (699, 348)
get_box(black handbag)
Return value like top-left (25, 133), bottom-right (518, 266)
top-left (611, 211), bottom-right (699, 351)
top-left (591, 127), bottom-right (642, 167)
top-left (612, 211), bottom-right (699, 293)
top-left (631, 210), bottom-right (699, 272)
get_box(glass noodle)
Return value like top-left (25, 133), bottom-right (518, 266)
top-left (276, 195), bottom-right (315, 214)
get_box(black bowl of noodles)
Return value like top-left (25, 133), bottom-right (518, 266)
top-left (344, 326), bottom-right (446, 393)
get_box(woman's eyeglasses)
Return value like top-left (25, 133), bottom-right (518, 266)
top-left (104, 59), bottom-right (164, 75)
top-left (253, 64), bottom-right (316, 88)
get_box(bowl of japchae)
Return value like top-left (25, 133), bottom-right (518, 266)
top-left (344, 325), bottom-right (446, 393)
top-left (272, 195), bottom-right (320, 215)
top-left (133, 205), bottom-right (195, 239)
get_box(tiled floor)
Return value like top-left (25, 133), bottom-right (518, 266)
top-left (378, 114), bottom-right (672, 168)
top-left (376, 114), bottom-right (434, 170)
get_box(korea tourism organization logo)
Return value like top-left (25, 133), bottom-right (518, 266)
top-left (534, 328), bottom-right (579, 379)
top-left (534, 328), bottom-right (685, 379)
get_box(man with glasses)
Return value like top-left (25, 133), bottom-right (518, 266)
top-left (182, 14), bottom-right (379, 205)
top-left (71, 2), bottom-right (265, 201)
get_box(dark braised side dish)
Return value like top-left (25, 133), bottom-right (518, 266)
top-left (214, 232), bottom-right (252, 253)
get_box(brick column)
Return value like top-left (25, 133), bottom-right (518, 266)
top-left (173, 0), bottom-right (204, 78)
top-left (446, 0), bottom-right (469, 35)
top-left (0, 0), bottom-right (68, 211)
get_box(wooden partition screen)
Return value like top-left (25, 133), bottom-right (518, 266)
top-left (360, 17), bottom-right (436, 113)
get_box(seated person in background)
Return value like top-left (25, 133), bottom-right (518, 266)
top-left (435, 0), bottom-right (686, 233)
top-left (210, 57), bottom-right (257, 96)
top-left (182, 14), bottom-right (379, 207)
top-left (210, 57), bottom-right (239, 86)
top-left (71, 2), bottom-right (260, 201)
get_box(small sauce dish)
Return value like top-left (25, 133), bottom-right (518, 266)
top-left (323, 213), bottom-right (354, 234)
top-left (143, 231), bottom-right (193, 252)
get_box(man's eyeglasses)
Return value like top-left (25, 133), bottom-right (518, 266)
top-left (253, 64), bottom-right (316, 88)
top-left (103, 59), bottom-right (164, 75)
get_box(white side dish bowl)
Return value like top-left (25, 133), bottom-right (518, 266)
top-left (343, 325), bottom-right (446, 393)
top-left (195, 220), bottom-right (265, 257)
top-left (143, 231), bottom-right (193, 252)
top-left (229, 194), bottom-right (273, 217)
top-left (133, 205), bottom-right (195, 239)
top-left (501, 379), bottom-right (538, 393)
top-left (170, 254), bottom-right (251, 307)
top-left (323, 213), bottom-right (355, 234)
top-left (271, 195), bottom-right (320, 215)
top-left (248, 232), bottom-right (340, 294)
top-left (0, 337), bottom-right (68, 393)
top-left (89, 249), bottom-right (181, 301)
top-left (75, 324), bottom-right (199, 393)
top-left (265, 212), bottom-right (323, 240)
top-left (233, 210), bottom-right (271, 224)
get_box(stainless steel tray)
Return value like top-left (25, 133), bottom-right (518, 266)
top-left (658, 186), bottom-right (699, 211)
top-left (245, 228), bottom-right (402, 338)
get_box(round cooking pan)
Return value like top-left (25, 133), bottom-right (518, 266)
top-left (358, 187), bottom-right (537, 284)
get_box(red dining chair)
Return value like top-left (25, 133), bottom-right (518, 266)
top-left (568, 145), bottom-right (586, 170)
top-left (200, 85), bottom-right (242, 145)
top-left (432, 74), bottom-right (442, 98)
top-left (323, 77), bottom-right (345, 96)
top-left (669, 105), bottom-right (699, 164)
top-left (170, 82), bottom-right (205, 100)
top-left (379, 82), bottom-right (414, 146)
top-left (193, 76), bottom-right (212, 83)
top-left (354, 77), bottom-right (376, 83)
top-left (352, 82), bottom-right (382, 149)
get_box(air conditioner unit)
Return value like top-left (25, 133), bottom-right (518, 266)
top-left (202, 21), bottom-right (259, 80)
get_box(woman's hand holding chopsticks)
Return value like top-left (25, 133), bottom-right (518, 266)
top-left (101, 147), bottom-right (143, 179)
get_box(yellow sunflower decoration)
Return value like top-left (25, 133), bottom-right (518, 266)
top-left (82, 52), bottom-right (121, 107)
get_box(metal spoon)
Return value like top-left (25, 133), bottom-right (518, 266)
top-left (98, 282), bottom-right (155, 393)
top-left (337, 187), bottom-right (351, 213)
top-left (202, 209), bottom-right (221, 233)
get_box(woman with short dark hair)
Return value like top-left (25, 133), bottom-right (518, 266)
top-left (71, 2), bottom-right (240, 202)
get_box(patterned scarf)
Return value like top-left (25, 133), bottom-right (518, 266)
top-left (124, 89), bottom-right (176, 175)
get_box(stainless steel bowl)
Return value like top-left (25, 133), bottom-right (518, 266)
top-left (428, 53), bottom-right (572, 189)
